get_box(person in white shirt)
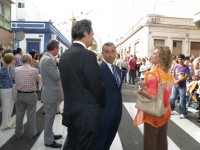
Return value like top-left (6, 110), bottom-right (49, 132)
top-left (115, 54), bottom-right (122, 69)
top-left (139, 58), bottom-right (147, 81)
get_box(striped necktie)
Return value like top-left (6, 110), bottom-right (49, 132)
top-left (111, 64), bottom-right (121, 87)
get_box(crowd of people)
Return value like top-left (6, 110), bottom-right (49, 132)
top-left (0, 18), bottom-right (200, 150)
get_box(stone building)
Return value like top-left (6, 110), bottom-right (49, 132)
top-left (0, 0), bottom-right (13, 49)
top-left (117, 14), bottom-right (200, 58)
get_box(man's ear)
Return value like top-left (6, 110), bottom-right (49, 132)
top-left (83, 31), bottom-right (86, 37)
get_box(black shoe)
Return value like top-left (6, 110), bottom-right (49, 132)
top-left (45, 141), bottom-right (62, 148)
top-left (54, 134), bottom-right (62, 140)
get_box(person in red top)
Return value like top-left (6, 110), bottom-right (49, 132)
top-left (128, 55), bottom-right (137, 84)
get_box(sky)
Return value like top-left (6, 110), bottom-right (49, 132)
top-left (12, 0), bottom-right (198, 44)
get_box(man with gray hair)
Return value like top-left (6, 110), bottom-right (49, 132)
top-left (14, 54), bottom-right (41, 140)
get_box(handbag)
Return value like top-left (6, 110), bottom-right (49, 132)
top-left (8, 67), bottom-right (17, 103)
top-left (135, 70), bottom-right (166, 117)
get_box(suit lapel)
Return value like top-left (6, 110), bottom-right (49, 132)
top-left (101, 61), bottom-right (119, 88)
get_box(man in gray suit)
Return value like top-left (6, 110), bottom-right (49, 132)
top-left (39, 40), bottom-right (63, 148)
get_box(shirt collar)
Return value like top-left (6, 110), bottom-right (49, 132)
top-left (22, 63), bottom-right (31, 67)
top-left (46, 52), bottom-right (54, 59)
top-left (73, 41), bottom-right (86, 49)
top-left (103, 59), bottom-right (113, 73)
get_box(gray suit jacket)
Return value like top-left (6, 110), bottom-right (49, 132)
top-left (39, 52), bottom-right (63, 103)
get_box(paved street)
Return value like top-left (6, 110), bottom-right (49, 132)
top-left (0, 84), bottom-right (200, 150)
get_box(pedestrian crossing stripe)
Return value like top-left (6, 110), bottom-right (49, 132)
top-left (123, 102), bottom-right (180, 150)
top-left (1, 101), bottom-right (200, 149)
top-left (32, 102), bottom-right (124, 150)
top-left (0, 101), bottom-right (43, 147)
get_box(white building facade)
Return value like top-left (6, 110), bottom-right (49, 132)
top-left (117, 14), bottom-right (200, 58)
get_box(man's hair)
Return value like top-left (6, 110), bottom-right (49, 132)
top-left (185, 56), bottom-right (190, 60)
top-left (178, 54), bottom-right (185, 59)
top-left (29, 50), bottom-right (37, 58)
top-left (102, 42), bottom-right (115, 51)
top-left (0, 47), bottom-right (4, 51)
top-left (47, 40), bottom-right (59, 51)
top-left (21, 54), bottom-right (32, 64)
top-left (3, 53), bottom-right (14, 64)
top-left (16, 48), bottom-right (22, 54)
top-left (4, 49), bottom-right (13, 54)
top-left (71, 19), bottom-right (92, 40)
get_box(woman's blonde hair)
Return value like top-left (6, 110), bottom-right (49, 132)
top-left (3, 53), bottom-right (14, 65)
top-left (123, 56), bottom-right (127, 61)
top-left (156, 46), bottom-right (172, 72)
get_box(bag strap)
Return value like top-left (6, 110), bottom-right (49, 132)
top-left (145, 70), bottom-right (159, 83)
top-left (7, 66), bottom-right (13, 85)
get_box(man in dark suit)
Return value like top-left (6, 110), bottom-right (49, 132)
top-left (58, 19), bottom-right (106, 150)
top-left (94, 42), bottom-right (122, 150)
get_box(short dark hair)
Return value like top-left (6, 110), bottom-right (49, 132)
top-left (178, 54), bottom-right (185, 59)
top-left (71, 19), bottom-right (92, 40)
top-left (47, 40), bottom-right (59, 51)
top-left (0, 47), bottom-right (4, 51)
top-left (102, 42), bottom-right (115, 51)
top-left (29, 50), bottom-right (37, 58)
top-left (16, 48), bottom-right (22, 54)
top-left (185, 56), bottom-right (190, 60)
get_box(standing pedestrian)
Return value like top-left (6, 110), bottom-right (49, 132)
top-left (170, 54), bottom-right (189, 118)
top-left (14, 54), bottom-right (41, 139)
top-left (59, 19), bottom-right (106, 150)
top-left (0, 53), bottom-right (15, 130)
top-left (134, 46), bottom-right (173, 150)
top-left (39, 40), bottom-right (63, 148)
top-left (94, 42), bottom-right (122, 150)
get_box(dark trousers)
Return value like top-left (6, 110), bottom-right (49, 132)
top-left (63, 122), bottom-right (98, 150)
top-left (129, 69), bottom-right (136, 84)
top-left (144, 122), bottom-right (168, 150)
top-left (121, 70), bottom-right (127, 84)
top-left (94, 116), bottom-right (121, 150)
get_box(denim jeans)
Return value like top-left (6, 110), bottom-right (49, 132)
top-left (170, 84), bottom-right (187, 115)
top-left (121, 70), bottom-right (127, 84)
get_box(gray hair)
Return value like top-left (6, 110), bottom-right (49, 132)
top-left (21, 54), bottom-right (32, 64)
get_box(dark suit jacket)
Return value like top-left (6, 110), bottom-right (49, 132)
top-left (58, 43), bottom-right (106, 131)
top-left (99, 61), bottom-right (122, 119)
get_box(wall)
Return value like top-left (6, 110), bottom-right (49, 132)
top-left (18, 33), bottom-right (44, 53)
top-left (117, 15), bottom-right (200, 58)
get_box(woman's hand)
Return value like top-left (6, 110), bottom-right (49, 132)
top-left (138, 81), bottom-right (146, 89)
top-left (138, 88), bottom-right (143, 94)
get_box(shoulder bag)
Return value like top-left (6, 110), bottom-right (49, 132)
top-left (135, 70), bottom-right (166, 117)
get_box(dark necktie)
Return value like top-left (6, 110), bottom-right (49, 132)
top-left (111, 64), bottom-right (121, 87)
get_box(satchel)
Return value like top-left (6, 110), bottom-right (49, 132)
top-left (135, 70), bottom-right (166, 117)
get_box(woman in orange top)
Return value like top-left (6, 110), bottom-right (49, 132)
top-left (134, 46), bottom-right (173, 150)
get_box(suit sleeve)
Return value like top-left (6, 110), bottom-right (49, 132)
top-left (45, 58), bottom-right (60, 81)
top-left (82, 51), bottom-right (106, 107)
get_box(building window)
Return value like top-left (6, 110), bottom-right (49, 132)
top-left (154, 39), bottom-right (165, 47)
top-left (172, 40), bottom-right (182, 56)
top-left (190, 42), bottom-right (200, 57)
top-left (18, 2), bottom-right (25, 8)
top-left (0, 2), bottom-right (3, 15)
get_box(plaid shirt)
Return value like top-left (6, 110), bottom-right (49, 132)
top-left (14, 64), bottom-right (41, 92)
